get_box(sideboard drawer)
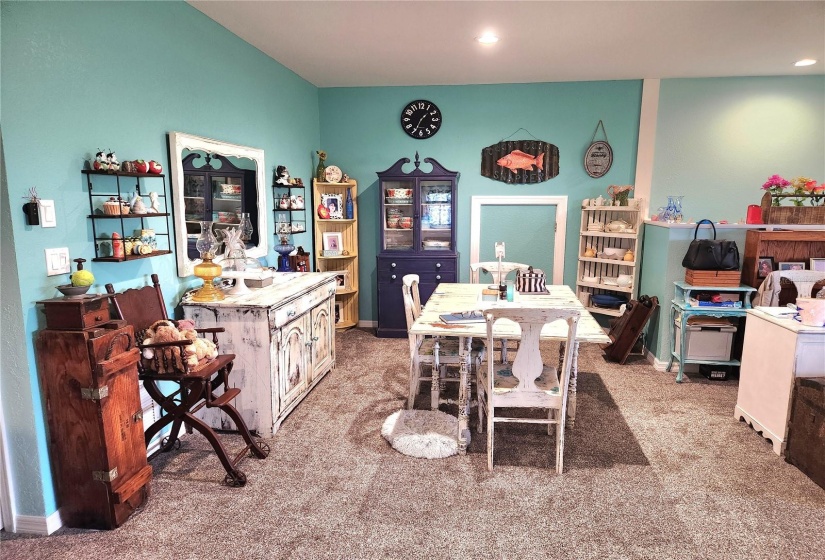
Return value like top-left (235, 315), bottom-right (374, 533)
top-left (270, 280), bottom-right (336, 330)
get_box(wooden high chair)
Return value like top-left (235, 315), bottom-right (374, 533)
top-left (106, 274), bottom-right (269, 486)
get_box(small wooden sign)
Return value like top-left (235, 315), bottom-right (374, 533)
top-left (584, 140), bottom-right (613, 178)
top-left (480, 140), bottom-right (559, 184)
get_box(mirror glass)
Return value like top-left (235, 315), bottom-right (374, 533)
top-left (169, 132), bottom-right (268, 277)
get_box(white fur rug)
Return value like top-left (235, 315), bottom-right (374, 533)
top-left (381, 409), bottom-right (461, 459)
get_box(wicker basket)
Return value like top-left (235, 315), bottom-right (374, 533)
top-left (761, 192), bottom-right (825, 225)
top-left (102, 202), bottom-right (130, 215)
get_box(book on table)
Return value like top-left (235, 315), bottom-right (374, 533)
top-left (439, 311), bottom-right (485, 324)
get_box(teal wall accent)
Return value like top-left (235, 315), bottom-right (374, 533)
top-left (1, 1), bottom-right (320, 519)
top-left (651, 76), bottom-right (825, 222)
top-left (319, 82), bottom-right (643, 321)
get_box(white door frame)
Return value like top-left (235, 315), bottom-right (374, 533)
top-left (469, 195), bottom-right (568, 285)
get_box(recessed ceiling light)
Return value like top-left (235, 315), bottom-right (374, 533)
top-left (476, 34), bottom-right (499, 45)
top-left (794, 59), bottom-right (817, 67)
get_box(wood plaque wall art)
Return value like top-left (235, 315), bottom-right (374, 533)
top-left (584, 120), bottom-right (613, 178)
top-left (480, 140), bottom-right (559, 184)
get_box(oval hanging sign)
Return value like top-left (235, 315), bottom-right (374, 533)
top-left (584, 140), bottom-right (613, 178)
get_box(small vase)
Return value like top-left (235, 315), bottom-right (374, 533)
top-left (316, 159), bottom-right (326, 182)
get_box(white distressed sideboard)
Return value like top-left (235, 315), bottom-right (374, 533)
top-left (734, 308), bottom-right (825, 455)
top-left (182, 272), bottom-right (337, 438)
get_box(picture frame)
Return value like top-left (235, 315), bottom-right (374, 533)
top-left (321, 193), bottom-right (343, 219)
top-left (778, 261), bottom-right (806, 271)
top-left (322, 231), bottom-right (343, 256)
top-left (756, 256), bottom-right (775, 278)
top-left (334, 270), bottom-right (350, 292)
top-left (810, 258), bottom-right (825, 272)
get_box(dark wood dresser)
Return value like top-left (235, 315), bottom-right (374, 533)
top-left (35, 295), bottom-right (151, 529)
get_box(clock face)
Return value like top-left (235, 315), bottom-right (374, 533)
top-left (324, 165), bottom-right (343, 183)
top-left (400, 100), bottom-right (442, 139)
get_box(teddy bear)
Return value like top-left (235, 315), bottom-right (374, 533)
top-left (141, 319), bottom-right (217, 373)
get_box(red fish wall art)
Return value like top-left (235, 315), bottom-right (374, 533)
top-left (480, 140), bottom-right (559, 184)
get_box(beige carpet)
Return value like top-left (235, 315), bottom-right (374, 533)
top-left (2, 328), bottom-right (823, 559)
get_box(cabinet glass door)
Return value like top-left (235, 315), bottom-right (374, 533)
top-left (382, 179), bottom-right (415, 252)
top-left (420, 181), bottom-right (453, 251)
top-left (211, 176), bottom-right (242, 234)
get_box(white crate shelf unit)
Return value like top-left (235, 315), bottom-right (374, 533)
top-left (576, 200), bottom-right (644, 317)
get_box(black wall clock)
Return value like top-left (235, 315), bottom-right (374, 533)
top-left (400, 100), bottom-right (442, 139)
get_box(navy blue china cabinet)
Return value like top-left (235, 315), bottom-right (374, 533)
top-left (376, 153), bottom-right (459, 337)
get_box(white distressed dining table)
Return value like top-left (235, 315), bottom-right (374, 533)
top-left (409, 283), bottom-right (611, 454)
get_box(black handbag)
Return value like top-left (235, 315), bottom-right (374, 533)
top-left (516, 266), bottom-right (547, 293)
top-left (681, 219), bottom-right (740, 271)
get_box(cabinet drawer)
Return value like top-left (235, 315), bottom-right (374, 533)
top-left (377, 256), bottom-right (458, 283)
top-left (270, 281), bottom-right (336, 330)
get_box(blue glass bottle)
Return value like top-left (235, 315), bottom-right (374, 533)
top-left (345, 188), bottom-right (354, 220)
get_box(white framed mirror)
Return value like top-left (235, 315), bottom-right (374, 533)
top-left (169, 131), bottom-right (268, 277)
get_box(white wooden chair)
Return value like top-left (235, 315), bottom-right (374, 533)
top-left (469, 261), bottom-right (531, 285)
top-left (402, 274), bottom-right (485, 409)
top-left (477, 307), bottom-right (580, 472)
top-left (470, 261), bottom-right (531, 363)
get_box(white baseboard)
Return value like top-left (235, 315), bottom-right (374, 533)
top-left (14, 508), bottom-right (62, 535)
top-left (646, 349), bottom-right (670, 371)
top-left (357, 320), bottom-right (377, 329)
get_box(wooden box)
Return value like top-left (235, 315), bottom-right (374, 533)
top-left (684, 269), bottom-right (742, 287)
top-left (37, 295), bottom-right (110, 330)
top-left (785, 377), bottom-right (825, 490)
top-left (761, 192), bottom-right (825, 225)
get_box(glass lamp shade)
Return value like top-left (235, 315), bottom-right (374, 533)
top-left (238, 212), bottom-right (254, 243)
top-left (196, 220), bottom-right (219, 258)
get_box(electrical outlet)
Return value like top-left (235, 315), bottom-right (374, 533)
top-left (45, 247), bottom-right (70, 276)
top-left (495, 242), bottom-right (505, 259)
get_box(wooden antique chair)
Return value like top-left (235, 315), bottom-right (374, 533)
top-left (402, 274), bottom-right (485, 409)
top-left (105, 274), bottom-right (269, 487)
top-left (477, 307), bottom-right (579, 472)
top-left (470, 261), bottom-right (531, 363)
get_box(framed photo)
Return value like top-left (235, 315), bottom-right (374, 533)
top-left (334, 270), bottom-right (350, 292)
top-left (756, 256), bottom-right (775, 278)
top-left (334, 303), bottom-right (342, 324)
top-left (322, 231), bottom-right (343, 256)
top-left (811, 258), bottom-right (825, 272)
top-left (778, 261), bottom-right (806, 271)
top-left (321, 193), bottom-right (343, 219)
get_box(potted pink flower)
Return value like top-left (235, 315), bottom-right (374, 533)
top-left (762, 174), bottom-right (790, 206)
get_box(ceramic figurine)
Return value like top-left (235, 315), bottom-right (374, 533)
top-left (583, 246), bottom-right (597, 258)
top-left (148, 191), bottom-right (160, 213)
top-left (106, 151), bottom-right (120, 172)
top-left (130, 193), bottom-right (147, 214)
top-left (276, 165), bottom-right (290, 186)
top-left (623, 250), bottom-right (635, 262)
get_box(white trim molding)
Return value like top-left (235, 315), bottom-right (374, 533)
top-left (634, 78), bottom-right (660, 219)
top-left (470, 196), bottom-right (568, 285)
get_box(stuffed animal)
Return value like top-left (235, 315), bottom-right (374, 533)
top-left (141, 319), bottom-right (217, 373)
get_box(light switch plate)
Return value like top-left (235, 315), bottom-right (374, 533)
top-left (40, 200), bottom-right (56, 227)
top-left (45, 247), bottom-right (70, 276)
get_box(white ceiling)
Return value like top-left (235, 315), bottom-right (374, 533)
top-left (189, 0), bottom-right (825, 88)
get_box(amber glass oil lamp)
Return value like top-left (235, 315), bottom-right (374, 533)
top-left (192, 220), bottom-right (225, 302)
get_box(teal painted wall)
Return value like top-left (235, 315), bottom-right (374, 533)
top-left (319, 82), bottom-right (643, 321)
top-left (651, 76), bottom-right (825, 222)
top-left (1, 1), bottom-right (320, 518)
top-left (638, 224), bottom-right (750, 364)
